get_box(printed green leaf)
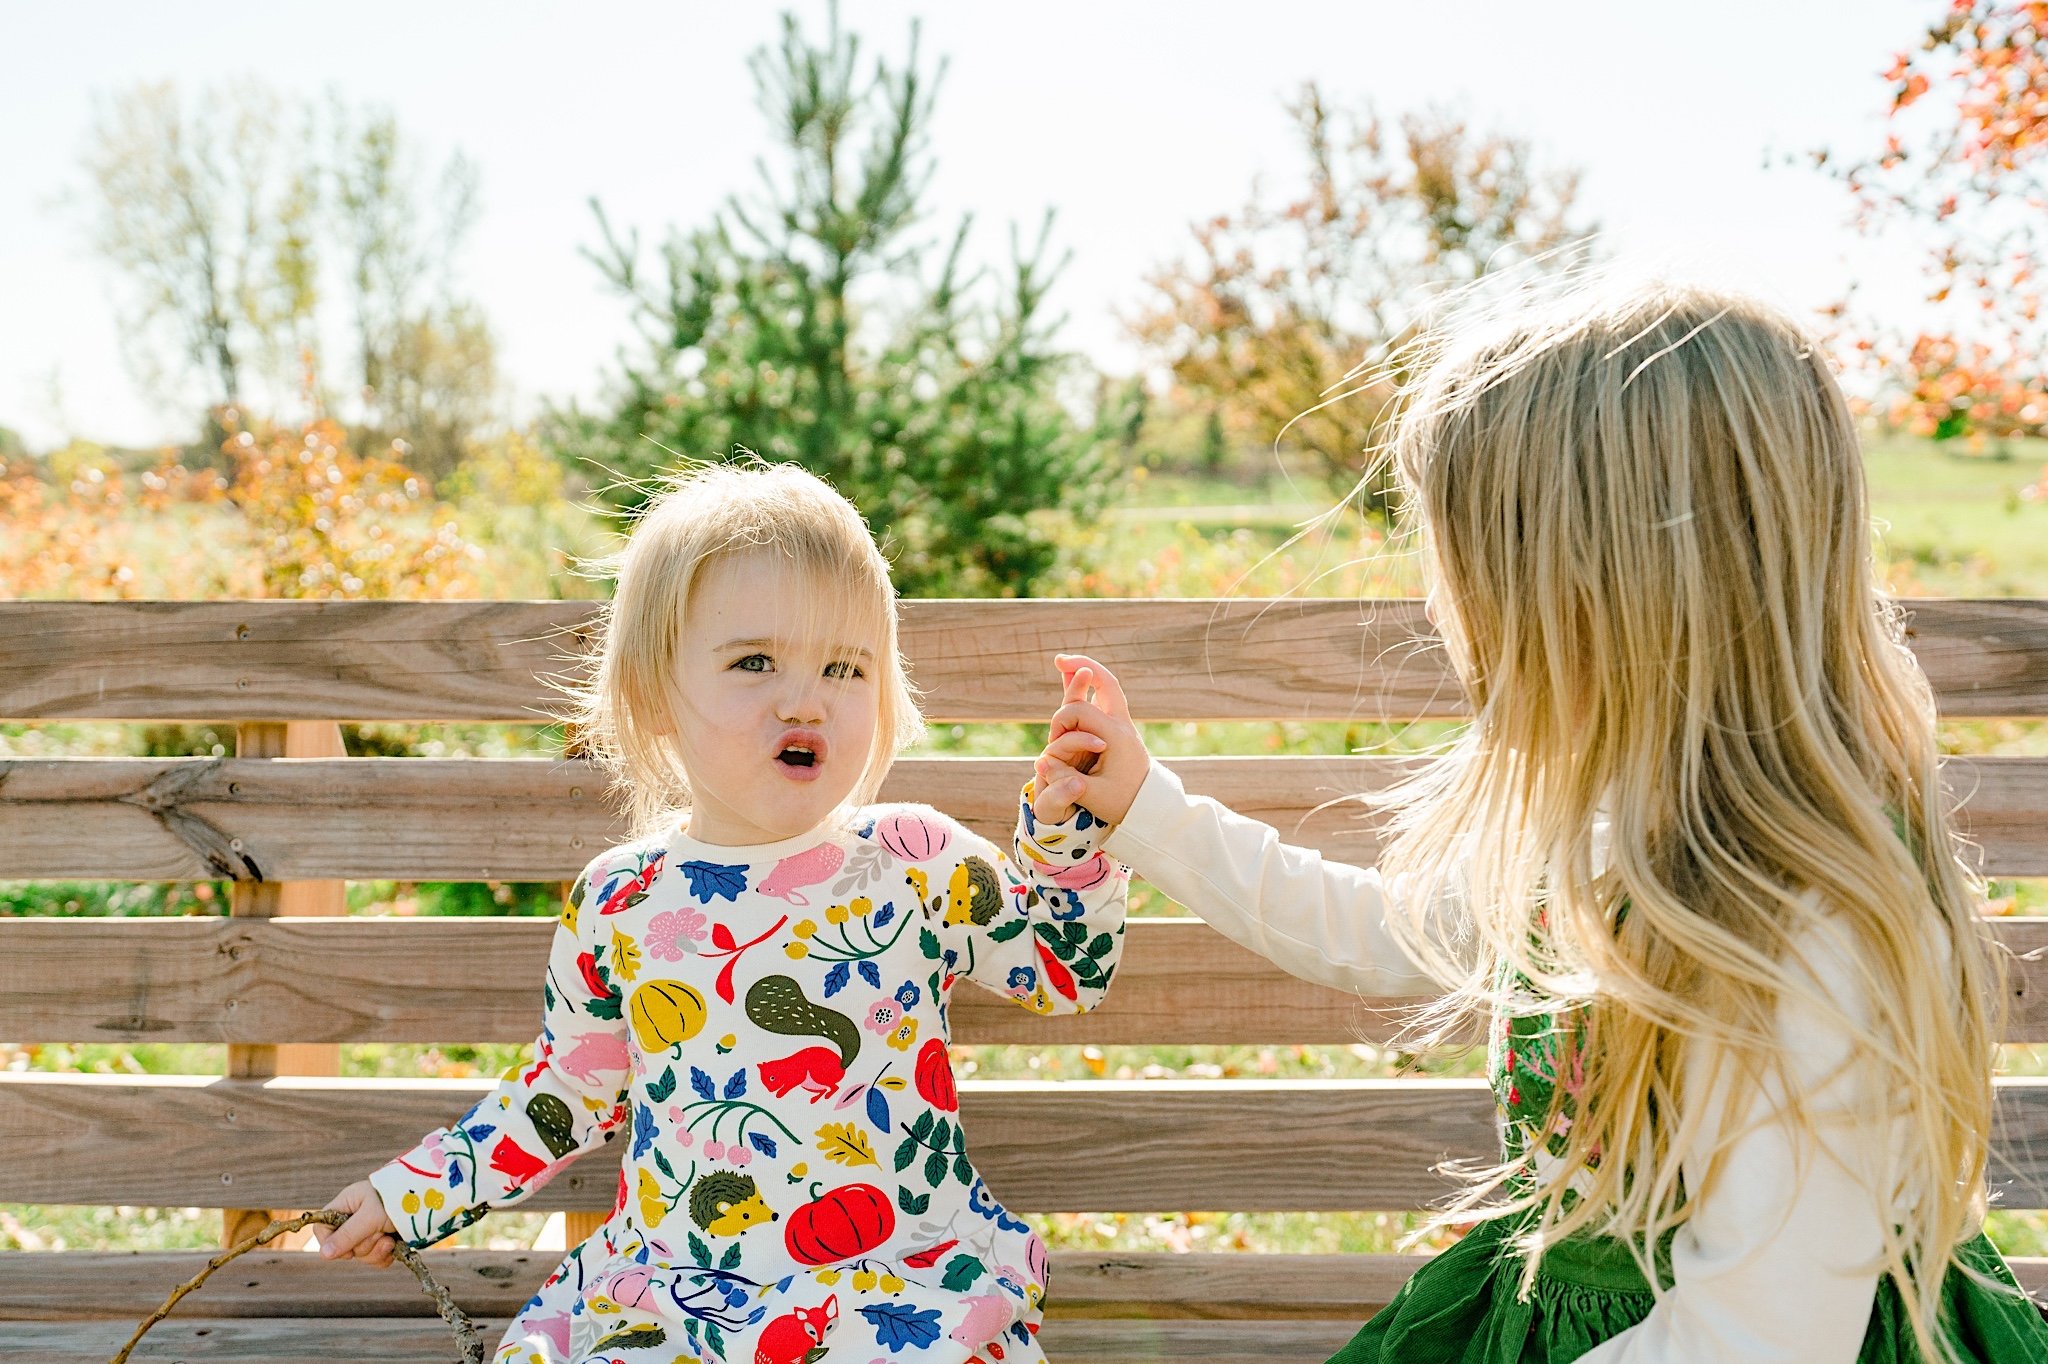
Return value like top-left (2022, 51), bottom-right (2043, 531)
top-left (940, 1253), bottom-right (985, 1292)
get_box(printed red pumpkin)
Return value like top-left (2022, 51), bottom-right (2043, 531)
top-left (875, 811), bottom-right (950, 863)
top-left (784, 1181), bottom-right (895, 1265)
top-left (914, 1037), bottom-right (958, 1113)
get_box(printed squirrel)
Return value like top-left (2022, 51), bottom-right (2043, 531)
top-left (748, 974), bottom-right (862, 1102)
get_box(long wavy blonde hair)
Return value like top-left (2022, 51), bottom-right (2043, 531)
top-left (1372, 282), bottom-right (2004, 1357)
top-left (557, 461), bottom-right (924, 840)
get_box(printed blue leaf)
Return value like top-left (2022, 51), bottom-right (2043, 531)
top-left (872, 901), bottom-right (896, 928)
top-left (865, 1084), bottom-right (890, 1133)
top-left (747, 1130), bottom-right (778, 1159)
top-left (678, 860), bottom-right (748, 903)
top-left (690, 1066), bottom-right (717, 1102)
top-left (859, 1302), bottom-right (944, 1351)
top-left (632, 1103), bottom-right (657, 1159)
top-left (448, 1163), bottom-right (463, 1187)
top-left (857, 960), bottom-right (882, 990)
top-left (464, 1123), bottom-right (496, 1142)
top-left (823, 960), bottom-right (851, 998)
top-left (722, 1068), bottom-right (747, 1101)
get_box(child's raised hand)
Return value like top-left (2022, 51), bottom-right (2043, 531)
top-left (1033, 653), bottom-right (1149, 827)
top-left (312, 1179), bottom-right (400, 1267)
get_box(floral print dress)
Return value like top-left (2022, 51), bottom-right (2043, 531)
top-left (369, 787), bottom-right (1127, 1364)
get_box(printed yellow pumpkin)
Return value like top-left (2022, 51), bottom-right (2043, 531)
top-left (630, 979), bottom-right (707, 1054)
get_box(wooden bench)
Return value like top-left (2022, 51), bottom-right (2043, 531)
top-left (1, 597), bottom-right (2045, 1362)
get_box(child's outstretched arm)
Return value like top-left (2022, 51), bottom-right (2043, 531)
top-left (1041, 653), bottom-right (1449, 998)
top-left (314, 850), bottom-right (637, 1262)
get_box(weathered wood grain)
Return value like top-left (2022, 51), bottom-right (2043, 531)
top-left (12, 752), bottom-right (2048, 879)
top-left (0, 916), bottom-right (1431, 1046)
top-left (0, 1318), bottom-right (1370, 1363)
top-left (0, 1249), bottom-right (2037, 1323)
top-left (5, 1074), bottom-right (2047, 1212)
top-left (0, 1075), bottom-right (1495, 1214)
top-left (12, 597), bottom-right (2048, 723)
top-left (0, 1249), bottom-right (1417, 1322)
top-left (8, 914), bottom-right (2045, 1046)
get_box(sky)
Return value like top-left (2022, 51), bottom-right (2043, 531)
top-left (0, 0), bottom-right (1940, 450)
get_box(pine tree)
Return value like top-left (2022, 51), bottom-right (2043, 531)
top-left (549, 4), bottom-right (1127, 596)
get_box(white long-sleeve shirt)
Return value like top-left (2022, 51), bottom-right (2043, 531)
top-left (1100, 760), bottom-right (1907, 1363)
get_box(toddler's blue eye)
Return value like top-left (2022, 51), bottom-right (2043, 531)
top-left (733, 654), bottom-right (773, 673)
top-left (824, 660), bottom-right (865, 680)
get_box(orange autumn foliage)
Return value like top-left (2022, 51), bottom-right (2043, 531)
top-left (0, 418), bottom-right (482, 600)
top-left (1832, 4), bottom-right (2048, 442)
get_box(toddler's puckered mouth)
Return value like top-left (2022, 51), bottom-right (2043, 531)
top-left (773, 728), bottom-right (828, 779)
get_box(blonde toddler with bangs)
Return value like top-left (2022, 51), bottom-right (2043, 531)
top-left (315, 462), bottom-right (1130, 1364)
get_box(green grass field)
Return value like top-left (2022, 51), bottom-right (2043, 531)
top-left (9, 433), bottom-right (2048, 1262)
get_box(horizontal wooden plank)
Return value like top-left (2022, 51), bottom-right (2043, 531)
top-left (8, 913), bottom-right (2046, 1047)
top-left (5, 1247), bottom-right (2036, 1325)
top-left (0, 1075), bottom-right (1487, 1214)
top-left (0, 916), bottom-right (1428, 1047)
top-left (0, 1317), bottom-right (1368, 1363)
top-left (6, 1074), bottom-right (2048, 1214)
top-left (0, 598), bottom-right (1446, 724)
top-left (0, 1249), bottom-right (1419, 1322)
top-left (0, 753), bottom-right (1406, 882)
top-left (9, 597), bottom-right (2048, 724)
top-left (12, 751), bottom-right (2048, 881)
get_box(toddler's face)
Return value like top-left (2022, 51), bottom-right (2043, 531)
top-left (666, 551), bottom-right (883, 846)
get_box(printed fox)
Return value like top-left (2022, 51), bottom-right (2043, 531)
top-left (749, 975), bottom-right (862, 1102)
top-left (754, 1294), bottom-right (837, 1364)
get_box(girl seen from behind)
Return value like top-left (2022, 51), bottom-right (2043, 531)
top-left (1033, 283), bottom-right (2048, 1361)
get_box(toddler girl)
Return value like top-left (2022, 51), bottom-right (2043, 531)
top-left (1034, 283), bottom-right (2048, 1361)
top-left (315, 463), bottom-right (1129, 1364)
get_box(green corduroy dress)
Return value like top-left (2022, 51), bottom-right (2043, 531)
top-left (1332, 994), bottom-right (2048, 1362)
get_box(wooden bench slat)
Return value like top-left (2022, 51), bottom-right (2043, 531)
top-left (0, 1249), bottom-right (1414, 1322)
top-left (0, 1249), bottom-right (2039, 1324)
top-left (0, 1317), bottom-right (1368, 1363)
top-left (0, 1075), bottom-right (1496, 1214)
top-left (8, 598), bottom-right (2048, 724)
top-left (6, 1074), bottom-right (2048, 1213)
top-left (0, 916), bottom-right (1435, 1047)
top-left (13, 751), bottom-right (2048, 881)
top-left (8, 914), bottom-right (2046, 1047)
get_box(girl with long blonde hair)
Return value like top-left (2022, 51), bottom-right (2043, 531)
top-left (1031, 283), bottom-right (2048, 1361)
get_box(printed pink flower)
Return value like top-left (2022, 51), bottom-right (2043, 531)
top-left (643, 907), bottom-right (708, 961)
top-left (863, 999), bottom-right (901, 1035)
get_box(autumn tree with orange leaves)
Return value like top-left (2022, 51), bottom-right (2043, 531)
top-left (1830, 2), bottom-right (2048, 444)
top-left (1131, 84), bottom-right (1597, 503)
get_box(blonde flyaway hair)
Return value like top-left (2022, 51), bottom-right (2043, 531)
top-left (1371, 280), bottom-right (2003, 1359)
top-left (560, 460), bottom-right (924, 840)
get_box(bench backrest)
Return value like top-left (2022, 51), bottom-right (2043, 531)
top-left (3, 597), bottom-right (2046, 1228)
